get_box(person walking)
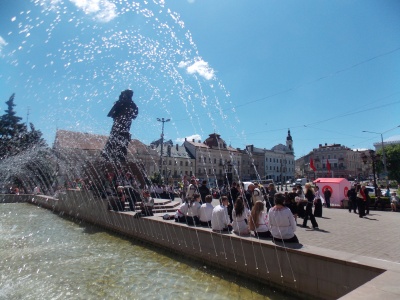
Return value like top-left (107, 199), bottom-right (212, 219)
top-left (302, 184), bottom-right (319, 229)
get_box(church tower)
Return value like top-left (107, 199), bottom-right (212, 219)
top-left (286, 129), bottom-right (294, 155)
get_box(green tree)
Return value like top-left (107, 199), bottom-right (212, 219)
top-left (0, 94), bottom-right (46, 159)
top-left (377, 144), bottom-right (400, 183)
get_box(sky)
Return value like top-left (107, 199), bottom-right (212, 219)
top-left (0, 0), bottom-right (399, 158)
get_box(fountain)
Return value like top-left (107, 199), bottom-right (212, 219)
top-left (0, 1), bottom-right (386, 299)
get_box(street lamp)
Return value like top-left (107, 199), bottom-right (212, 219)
top-left (157, 118), bottom-right (170, 175)
top-left (360, 150), bottom-right (381, 196)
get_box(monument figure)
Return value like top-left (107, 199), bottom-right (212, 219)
top-left (102, 89), bottom-right (138, 164)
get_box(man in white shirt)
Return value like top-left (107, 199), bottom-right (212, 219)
top-left (186, 178), bottom-right (198, 201)
top-left (211, 196), bottom-right (231, 231)
top-left (199, 195), bottom-right (214, 226)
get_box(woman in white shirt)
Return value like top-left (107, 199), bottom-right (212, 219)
top-left (249, 201), bottom-right (271, 238)
top-left (232, 196), bottom-right (250, 235)
top-left (268, 193), bottom-right (299, 243)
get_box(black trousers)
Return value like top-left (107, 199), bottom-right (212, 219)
top-left (357, 198), bottom-right (365, 217)
top-left (349, 199), bottom-right (357, 213)
top-left (303, 203), bottom-right (318, 228)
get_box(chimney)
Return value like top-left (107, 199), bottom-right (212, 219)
top-left (167, 145), bottom-right (171, 157)
top-left (325, 143), bottom-right (327, 146)
top-left (185, 138), bottom-right (187, 141)
top-left (319, 144), bottom-right (322, 147)
top-left (192, 139), bottom-right (195, 142)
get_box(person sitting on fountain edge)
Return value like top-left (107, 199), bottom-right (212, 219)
top-left (140, 190), bottom-right (154, 216)
top-left (199, 195), bottom-right (214, 227)
top-left (186, 194), bottom-right (201, 225)
top-left (175, 199), bottom-right (189, 223)
top-left (211, 196), bottom-right (232, 232)
top-left (268, 193), bottom-right (299, 243)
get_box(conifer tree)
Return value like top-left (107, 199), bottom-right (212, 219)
top-left (0, 94), bottom-right (47, 159)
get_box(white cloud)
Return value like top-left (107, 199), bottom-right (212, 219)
top-left (0, 36), bottom-right (7, 57)
top-left (69, 0), bottom-right (117, 22)
top-left (176, 134), bottom-right (202, 144)
top-left (178, 59), bottom-right (215, 80)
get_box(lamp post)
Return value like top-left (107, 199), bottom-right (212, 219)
top-left (360, 150), bottom-right (381, 196)
top-left (157, 118), bottom-right (170, 177)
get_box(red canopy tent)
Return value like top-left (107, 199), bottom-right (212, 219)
top-left (313, 178), bottom-right (351, 207)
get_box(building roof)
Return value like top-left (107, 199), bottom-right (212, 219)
top-left (53, 129), bottom-right (148, 153)
top-left (152, 143), bottom-right (194, 159)
top-left (313, 178), bottom-right (349, 184)
top-left (185, 133), bottom-right (238, 152)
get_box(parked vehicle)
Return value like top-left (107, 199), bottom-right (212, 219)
top-left (364, 186), bottom-right (384, 197)
top-left (294, 178), bottom-right (307, 186)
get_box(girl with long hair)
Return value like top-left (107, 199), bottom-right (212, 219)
top-left (232, 196), bottom-right (250, 235)
top-left (249, 201), bottom-right (271, 238)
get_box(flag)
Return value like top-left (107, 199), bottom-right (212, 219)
top-left (310, 158), bottom-right (316, 172)
top-left (327, 159), bottom-right (331, 173)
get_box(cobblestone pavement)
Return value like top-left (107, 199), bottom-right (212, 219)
top-left (293, 207), bottom-right (400, 263)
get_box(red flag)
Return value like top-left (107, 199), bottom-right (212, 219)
top-left (327, 159), bottom-right (331, 173)
top-left (310, 158), bottom-right (316, 172)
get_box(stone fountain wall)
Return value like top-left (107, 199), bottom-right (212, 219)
top-left (1, 191), bottom-right (384, 299)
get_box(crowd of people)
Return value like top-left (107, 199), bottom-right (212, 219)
top-left (170, 179), bottom-right (341, 244)
top-left (347, 183), bottom-right (400, 216)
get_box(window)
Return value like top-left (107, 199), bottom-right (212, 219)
top-left (214, 158), bottom-right (216, 164)
top-left (185, 161), bottom-right (188, 166)
top-left (180, 161), bottom-right (183, 166)
top-left (169, 160), bottom-right (171, 165)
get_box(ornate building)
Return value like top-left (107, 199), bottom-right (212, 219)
top-left (296, 143), bottom-right (364, 181)
top-left (183, 133), bottom-right (241, 186)
top-left (264, 130), bottom-right (295, 182)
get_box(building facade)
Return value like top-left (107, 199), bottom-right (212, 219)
top-left (264, 130), bottom-right (295, 182)
top-left (183, 133), bottom-right (241, 186)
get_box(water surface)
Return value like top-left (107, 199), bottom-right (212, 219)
top-left (0, 203), bottom-right (297, 300)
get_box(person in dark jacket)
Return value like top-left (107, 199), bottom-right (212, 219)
top-left (323, 187), bottom-right (332, 208)
top-left (198, 180), bottom-right (210, 204)
top-left (302, 184), bottom-right (319, 229)
top-left (347, 185), bottom-right (357, 213)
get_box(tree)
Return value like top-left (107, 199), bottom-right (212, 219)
top-left (377, 144), bottom-right (400, 183)
top-left (0, 94), bottom-right (46, 159)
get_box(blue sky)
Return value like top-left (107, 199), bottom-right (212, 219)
top-left (0, 0), bottom-right (399, 157)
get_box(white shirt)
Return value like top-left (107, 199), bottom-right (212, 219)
top-left (186, 184), bottom-right (198, 199)
top-left (254, 211), bottom-right (269, 232)
top-left (175, 202), bottom-right (188, 218)
top-left (187, 201), bottom-right (201, 217)
top-left (211, 205), bottom-right (230, 231)
top-left (314, 190), bottom-right (325, 204)
top-left (268, 206), bottom-right (297, 240)
top-left (232, 207), bottom-right (250, 234)
top-left (142, 196), bottom-right (154, 207)
top-left (252, 188), bottom-right (264, 204)
top-left (199, 203), bottom-right (214, 222)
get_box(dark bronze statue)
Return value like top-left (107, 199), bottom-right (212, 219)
top-left (102, 89), bottom-right (138, 164)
